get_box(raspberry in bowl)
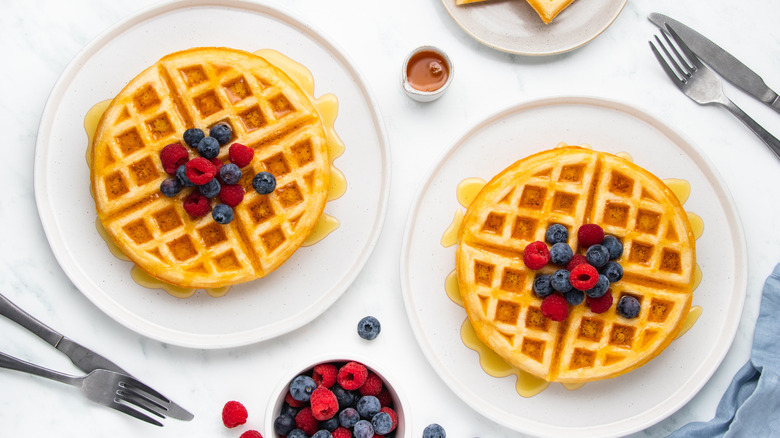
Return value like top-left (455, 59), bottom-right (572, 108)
top-left (266, 353), bottom-right (409, 437)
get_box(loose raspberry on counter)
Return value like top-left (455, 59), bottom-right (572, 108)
top-left (229, 143), bottom-right (254, 167)
top-left (183, 191), bottom-right (211, 218)
top-left (185, 157), bottom-right (217, 185)
top-left (295, 406), bottom-right (319, 435)
top-left (577, 224), bottom-right (604, 247)
top-left (338, 361), bottom-right (369, 391)
top-left (239, 431), bottom-right (263, 438)
top-left (569, 263), bottom-right (599, 291)
top-left (358, 372), bottom-right (384, 397)
top-left (221, 400), bottom-right (248, 428)
top-left (523, 241), bottom-right (550, 270)
top-left (587, 290), bottom-right (614, 314)
top-left (160, 143), bottom-right (189, 175)
top-left (541, 294), bottom-right (569, 321)
top-left (218, 184), bottom-right (245, 207)
top-left (310, 386), bottom-right (339, 420)
top-left (312, 363), bottom-right (338, 388)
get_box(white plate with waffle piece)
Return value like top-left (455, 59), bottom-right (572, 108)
top-left (400, 96), bottom-right (746, 437)
top-left (441, 0), bottom-right (628, 55)
top-left (34, 0), bottom-right (389, 348)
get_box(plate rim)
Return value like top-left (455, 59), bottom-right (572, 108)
top-left (440, 0), bottom-right (628, 56)
top-left (399, 95), bottom-right (747, 436)
top-left (33, 0), bottom-right (391, 349)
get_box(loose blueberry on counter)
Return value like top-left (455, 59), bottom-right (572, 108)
top-left (602, 235), bottom-right (624, 260)
top-left (532, 274), bottom-right (554, 298)
top-left (219, 163), bottom-right (242, 185)
top-left (252, 171), bottom-right (276, 194)
top-left (183, 128), bottom-right (205, 147)
top-left (617, 295), bottom-right (641, 318)
top-left (602, 261), bottom-right (624, 283)
top-left (586, 244), bottom-right (610, 268)
top-left (423, 423), bottom-right (447, 438)
top-left (585, 274), bottom-right (610, 298)
top-left (564, 289), bottom-right (585, 306)
top-left (176, 164), bottom-right (196, 187)
top-left (353, 420), bottom-right (374, 438)
top-left (210, 123), bottom-right (232, 145)
top-left (357, 316), bottom-right (381, 340)
top-left (549, 242), bottom-right (573, 265)
top-left (212, 203), bottom-right (234, 224)
top-left (197, 136), bottom-right (220, 159)
top-left (545, 223), bottom-right (568, 245)
top-left (160, 178), bottom-right (182, 197)
top-left (199, 178), bottom-right (221, 198)
top-left (290, 375), bottom-right (317, 402)
top-left (550, 269), bottom-right (572, 293)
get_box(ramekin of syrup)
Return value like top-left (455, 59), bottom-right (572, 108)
top-left (402, 46), bottom-right (453, 102)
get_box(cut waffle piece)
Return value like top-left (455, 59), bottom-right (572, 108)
top-left (525, 0), bottom-right (576, 24)
top-left (456, 146), bottom-right (696, 382)
top-left (90, 47), bottom-right (330, 289)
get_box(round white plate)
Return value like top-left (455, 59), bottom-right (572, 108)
top-left (441, 0), bottom-right (627, 55)
top-left (34, 0), bottom-right (389, 349)
top-left (401, 97), bottom-right (746, 437)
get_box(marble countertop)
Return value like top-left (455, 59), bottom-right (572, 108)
top-left (2, 0), bottom-right (779, 436)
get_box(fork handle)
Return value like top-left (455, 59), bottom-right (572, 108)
top-left (0, 293), bottom-right (63, 347)
top-left (0, 351), bottom-right (80, 387)
top-left (720, 99), bottom-right (780, 160)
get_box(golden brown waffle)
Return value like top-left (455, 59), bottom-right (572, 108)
top-left (90, 47), bottom-right (330, 289)
top-left (456, 146), bottom-right (696, 382)
top-left (525, 0), bottom-right (576, 24)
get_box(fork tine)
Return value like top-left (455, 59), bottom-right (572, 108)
top-left (119, 377), bottom-right (194, 421)
top-left (655, 34), bottom-right (690, 80)
top-left (659, 30), bottom-right (695, 75)
top-left (119, 377), bottom-right (169, 404)
top-left (108, 400), bottom-right (163, 427)
top-left (116, 388), bottom-right (167, 419)
top-left (649, 40), bottom-right (684, 85)
top-left (665, 24), bottom-right (702, 69)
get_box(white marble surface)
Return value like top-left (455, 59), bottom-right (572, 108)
top-left (1, 0), bottom-right (779, 436)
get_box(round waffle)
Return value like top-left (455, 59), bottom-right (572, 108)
top-left (456, 146), bottom-right (696, 383)
top-left (90, 47), bottom-right (330, 289)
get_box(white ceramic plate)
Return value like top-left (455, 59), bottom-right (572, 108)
top-left (34, 0), bottom-right (389, 349)
top-left (401, 97), bottom-right (746, 437)
top-left (441, 0), bottom-right (627, 55)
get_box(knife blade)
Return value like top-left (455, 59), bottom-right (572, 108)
top-left (649, 12), bottom-right (780, 114)
top-left (0, 292), bottom-right (194, 421)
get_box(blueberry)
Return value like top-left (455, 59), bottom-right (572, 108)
top-left (356, 395), bottom-right (380, 419)
top-left (545, 223), bottom-right (568, 245)
top-left (198, 178), bottom-right (221, 198)
top-left (372, 412), bottom-right (393, 434)
top-left (564, 289), bottom-right (585, 305)
top-left (332, 385), bottom-right (355, 409)
top-left (339, 407), bottom-right (360, 428)
top-left (617, 295), bottom-right (641, 318)
top-left (602, 235), bottom-right (624, 260)
top-left (274, 414), bottom-right (296, 435)
top-left (353, 420), bottom-right (374, 438)
top-left (176, 164), bottom-right (195, 187)
top-left (423, 423), bottom-right (447, 438)
top-left (287, 430), bottom-right (307, 438)
top-left (586, 244), bottom-right (610, 268)
top-left (312, 431), bottom-right (332, 438)
top-left (210, 123), bottom-right (232, 145)
top-left (219, 163), bottom-right (242, 185)
top-left (253, 171), bottom-right (276, 194)
top-left (602, 261), bottom-right (623, 283)
top-left (182, 128), bottom-right (204, 148)
top-left (357, 316), bottom-right (381, 340)
top-left (197, 136), bottom-right (220, 159)
top-left (212, 203), bottom-right (234, 224)
top-left (289, 375), bottom-right (317, 402)
top-left (550, 269), bottom-right (572, 293)
top-left (160, 177), bottom-right (182, 197)
top-left (280, 403), bottom-right (299, 418)
top-left (320, 416), bottom-right (339, 432)
top-left (532, 274), bottom-right (554, 298)
top-left (549, 242), bottom-right (573, 265)
top-left (584, 274), bottom-right (610, 298)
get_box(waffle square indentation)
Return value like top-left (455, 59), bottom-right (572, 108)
top-left (521, 338), bottom-right (546, 363)
top-left (197, 222), bottom-right (227, 247)
top-left (519, 185), bottom-right (547, 210)
top-left (179, 66), bottom-right (208, 87)
top-left (222, 76), bottom-right (252, 103)
top-left (122, 219), bottom-right (152, 245)
top-left (261, 227), bottom-right (286, 252)
top-left (263, 153), bottom-right (290, 177)
top-left (602, 202), bottom-right (630, 228)
top-left (104, 171), bottom-right (129, 200)
top-left (194, 90), bottom-right (223, 117)
top-left (473, 261), bottom-right (494, 286)
top-left (152, 206), bottom-right (183, 233)
top-left (628, 241), bottom-right (654, 264)
top-left (276, 182), bottom-right (303, 208)
top-left (511, 216), bottom-right (538, 240)
top-left (609, 171), bottom-right (634, 197)
top-left (239, 105), bottom-right (267, 131)
top-left (660, 248), bottom-right (682, 273)
top-left (291, 139), bottom-right (314, 166)
top-left (115, 128), bottom-right (144, 156)
top-left (559, 164), bottom-right (585, 183)
top-left (609, 324), bottom-right (636, 347)
top-left (577, 317), bottom-right (604, 342)
top-left (525, 307), bottom-right (550, 332)
top-left (132, 84), bottom-right (161, 112)
top-left (552, 192), bottom-right (578, 215)
top-left (500, 268), bottom-right (525, 292)
top-left (247, 197), bottom-right (275, 224)
top-left (648, 298), bottom-right (674, 323)
top-left (214, 250), bottom-right (240, 270)
top-left (495, 300), bottom-right (520, 325)
top-left (145, 113), bottom-right (174, 140)
top-left (168, 235), bottom-right (197, 261)
top-left (128, 156), bottom-right (158, 186)
top-left (636, 209), bottom-right (661, 235)
top-left (570, 348), bottom-right (596, 369)
top-left (481, 213), bottom-right (506, 234)
top-left (270, 93), bottom-right (294, 118)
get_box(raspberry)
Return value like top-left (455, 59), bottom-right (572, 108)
top-left (229, 143), bottom-right (254, 167)
top-left (332, 427), bottom-right (352, 438)
top-left (285, 391), bottom-right (307, 408)
top-left (183, 191), bottom-right (211, 218)
top-left (577, 224), bottom-right (604, 247)
top-left (239, 431), bottom-right (263, 438)
top-left (221, 400), bottom-right (248, 428)
top-left (338, 361), bottom-right (368, 390)
top-left (540, 294), bottom-right (569, 321)
top-left (569, 263), bottom-right (599, 291)
top-left (313, 363), bottom-right (338, 388)
top-left (295, 406), bottom-right (319, 435)
top-left (523, 241), bottom-right (550, 270)
top-left (310, 386), bottom-right (339, 420)
top-left (160, 143), bottom-right (189, 175)
top-left (380, 407), bottom-right (397, 433)
top-left (587, 290), bottom-right (614, 314)
top-left (358, 372), bottom-right (383, 396)
top-left (566, 254), bottom-right (588, 271)
top-left (376, 387), bottom-right (392, 407)
top-left (210, 157), bottom-right (224, 175)
top-left (185, 157), bottom-right (217, 185)
top-left (218, 184), bottom-right (245, 207)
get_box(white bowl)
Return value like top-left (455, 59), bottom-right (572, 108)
top-left (266, 353), bottom-right (410, 437)
top-left (401, 45), bottom-right (454, 102)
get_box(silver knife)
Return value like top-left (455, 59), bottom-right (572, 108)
top-left (0, 292), bottom-right (193, 421)
top-left (649, 12), bottom-right (780, 114)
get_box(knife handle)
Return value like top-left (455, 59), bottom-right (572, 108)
top-left (720, 99), bottom-right (780, 160)
top-left (0, 293), bottom-right (63, 347)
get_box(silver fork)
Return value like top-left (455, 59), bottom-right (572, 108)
top-left (650, 25), bottom-right (780, 160)
top-left (0, 351), bottom-right (171, 426)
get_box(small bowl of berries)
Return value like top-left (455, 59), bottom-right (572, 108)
top-left (266, 353), bottom-right (409, 438)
